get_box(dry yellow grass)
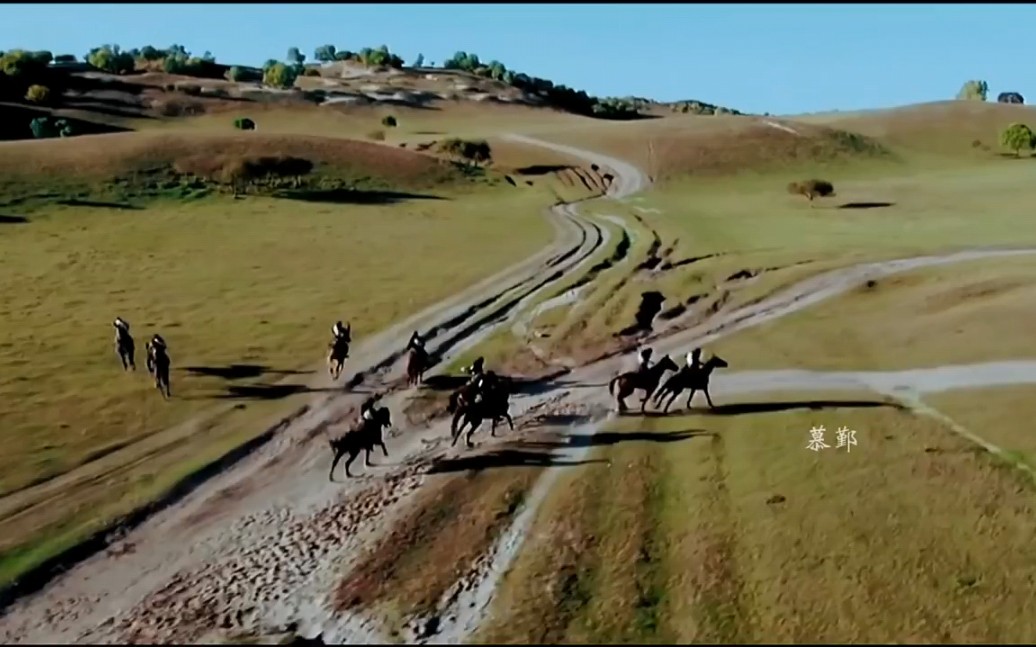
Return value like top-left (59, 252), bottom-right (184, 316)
top-left (483, 389), bottom-right (1036, 642)
top-left (712, 255), bottom-right (1036, 372)
top-left (929, 386), bottom-right (1036, 471)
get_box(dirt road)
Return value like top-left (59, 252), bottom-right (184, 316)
top-left (3, 135), bottom-right (1036, 645)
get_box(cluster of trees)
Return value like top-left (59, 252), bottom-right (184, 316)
top-left (957, 80), bottom-right (1026, 105)
top-left (83, 44), bottom-right (218, 76)
top-left (310, 44), bottom-right (404, 68)
top-left (1000, 123), bottom-right (1035, 156)
top-left (29, 116), bottom-right (75, 138)
top-left (440, 50), bottom-right (640, 119)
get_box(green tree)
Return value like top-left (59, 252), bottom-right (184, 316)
top-left (86, 44), bottom-right (135, 74)
top-left (24, 84), bottom-right (50, 103)
top-left (138, 45), bottom-right (163, 61)
top-left (956, 79), bottom-right (989, 101)
top-left (999, 123), bottom-right (1035, 156)
top-left (287, 47), bottom-right (305, 65)
top-left (262, 62), bottom-right (298, 89)
top-left (413, 53), bottom-right (425, 68)
top-left (314, 44), bottom-right (337, 62)
top-left (381, 115), bottom-right (397, 127)
top-left (54, 54), bottom-right (77, 63)
top-left (0, 49), bottom-right (49, 78)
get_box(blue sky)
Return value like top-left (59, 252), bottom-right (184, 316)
top-left (2, 3), bottom-right (1033, 115)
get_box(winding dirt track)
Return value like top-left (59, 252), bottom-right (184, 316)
top-left (3, 136), bottom-right (1036, 645)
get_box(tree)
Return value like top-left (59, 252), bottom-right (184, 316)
top-left (54, 54), bottom-right (77, 63)
top-left (956, 79), bottom-right (988, 101)
top-left (413, 53), bottom-right (425, 68)
top-left (999, 123), bottom-right (1035, 157)
top-left (381, 115), bottom-right (397, 127)
top-left (29, 116), bottom-right (74, 139)
top-left (234, 117), bottom-right (257, 131)
top-left (0, 49), bottom-right (50, 78)
top-left (334, 50), bottom-right (353, 61)
top-left (314, 45), bottom-right (337, 62)
top-left (998, 91), bottom-right (1025, 105)
top-left (24, 84), bottom-right (50, 103)
top-left (86, 44), bottom-right (135, 74)
top-left (31, 50), bottom-right (53, 65)
top-left (262, 62), bottom-right (298, 89)
top-left (287, 47), bottom-right (305, 65)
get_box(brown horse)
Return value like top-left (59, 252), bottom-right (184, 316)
top-left (608, 354), bottom-right (679, 413)
top-left (406, 347), bottom-right (429, 386)
top-left (327, 324), bottom-right (351, 381)
top-left (450, 385), bottom-right (513, 449)
top-left (327, 406), bottom-right (391, 480)
top-left (652, 354), bottom-right (729, 413)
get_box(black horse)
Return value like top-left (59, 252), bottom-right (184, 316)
top-left (652, 355), bottom-right (729, 413)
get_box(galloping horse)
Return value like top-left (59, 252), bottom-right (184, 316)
top-left (652, 355), bottom-right (730, 413)
top-left (406, 346), bottom-right (430, 386)
top-left (608, 354), bottom-right (679, 413)
top-left (112, 319), bottom-right (135, 371)
top-left (327, 406), bottom-right (392, 480)
top-left (327, 323), bottom-right (351, 381)
top-left (145, 341), bottom-right (172, 399)
top-left (450, 385), bottom-right (514, 449)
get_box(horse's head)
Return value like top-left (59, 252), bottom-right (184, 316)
top-left (343, 322), bottom-right (352, 343)
top-left (708, 354), bottom-right (729, 370)
top-left (375, 406), bottom-right (392, 429)
top-left (657, 354), bottom-right (679, 373)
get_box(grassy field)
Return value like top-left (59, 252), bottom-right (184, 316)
top-left (0, 125), bottom-right (588, 588)
top-left (480, 394), bottom-right (1036, 642)
top-left (710, 255), bottom-right (1036, 372)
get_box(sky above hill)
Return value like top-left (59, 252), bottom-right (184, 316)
top-left (3, 3), bottom-right (1033, 115)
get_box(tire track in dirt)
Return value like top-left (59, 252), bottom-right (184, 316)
top-left (0, 140), bottom-right (633, 645)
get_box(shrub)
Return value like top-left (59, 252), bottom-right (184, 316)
top-left (381, 115), bottom-right (397, 128)
top-left (262, 62), bottom-right (297, 89)
top-left (302, 67), bottom-right (321, 77)
top-left (179, 84), bottom-right (202, 96)
top-left (437, 138), bottom-right (492, 166)
top-left (29, 116), bottom-right (74, 139)
top-left (314, 45), bottom-right (337, 62)
top-left (226, 66), bottom-right (261, 83)
top-left (787, 179), bottom-right (835, 203)
top-left (0, 49), bottom-right (50, 79)
top-left (367, 129), bottom-right (386, 141)
top-left (233, 117), bottom-right (256, 131)
top-left (85, 44), bottom-right (135, 74)
top-left (956, 79), bottom-right (988, 101)
top-left (997, 91), bottom-right (1025, 105)
top-left (54, 54), bottom-right (77, 63)
top-left (24, 84), bottom-right (50, 104)
top-left (999, 123), bottom-right (1035, 156)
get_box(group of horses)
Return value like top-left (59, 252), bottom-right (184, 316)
top-left (609, 352), bottom-right (729, 414)
top-left (113, 321), bottom-right (173, 399)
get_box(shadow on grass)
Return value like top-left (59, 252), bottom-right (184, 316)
top-left (188, 383), bottom-right (340, 401)
top-left (56, 199), bottom-right (143, 210)
top-left (182, 364), bottom-right (315, 381)
top-left (0, 214), bottom-right (28, 224)
top-left (515, 164), bottom-right (575, 176)
top-left (837, 201), bottom-right (895, 210)
top-left (272, 188), bottom-right (448, 205)
top-left (428, 428), bottom-right (704, 474)
top-left (694, 399), bottom-right (904, 416)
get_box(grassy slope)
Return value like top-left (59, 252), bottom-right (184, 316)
top-left (482, 257), bottom-right (1036, 641)
top-left (0, 124), bottom-right (587, 587)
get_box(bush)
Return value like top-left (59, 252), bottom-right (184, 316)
top-left (381, 115), bottom-right (397, 128)
top-left (437, 138), bottom-right (492, 166)
top-left (29, 116), bottom-right (74, 139)
top-left (226, 66), bottom-right (261, 83)
top-left (86, 44), bottom-right (135, 74)
top-left (0, 49), bottom-right (50, 79)
top-left (787, 179), bottom-right (835, 203)
top-left (233, 117), bottom-right (256, 131)
top-left (999, 123), bottom-right (1035, 156)
top-left (956, 79), bottom-right (988, 101)
top-left (54, 54), bottom-right (77, 63)
top-left (314, 45), bottom-right (337, 62)
top-left (302, 67), bottom-right (321, 77)
top-left (262, 62), bottom-right (298, 89)
top-left (367, 129), bottom-right (386, 141)
top-left (997, 91), bottom-right (1025, 105)
top-left (179, 84), bottom-right (202, 96)
top-left (24, 84), bottom-right (50, 104)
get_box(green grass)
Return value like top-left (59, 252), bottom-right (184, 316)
top-left (0, 181), bottom-right (556, 588)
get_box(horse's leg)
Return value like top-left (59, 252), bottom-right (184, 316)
top-left (664, 389), bottom-right (679, 414)
top-left (364, 446), bottom-right (373, 468)
top-left (506, 412), bottom-right (514, 430)
top-left (640, 386), bottom-right (655, 414)
top-left (703, 386), bottom-right (716, 409)
top-left (451, 415), bottom-right (465, 447)
top-left (344, 449), bottom-right (360, 477)
top-left (490, 416), bottom-right (498, 438)
top-left (686, 389), bottom-right (697, 409)
top-left (379, 440), bottom-right (389, 457)
top-left (329, 450), bottom-right (343, 481)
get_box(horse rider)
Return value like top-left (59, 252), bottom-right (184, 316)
top-left (146, 333), bottom-right (168, 374)
top-left (359, 394), bottom-right (379, 424)
top-left (685, 347), bottom-right (703, 372)
top-left (636, 347), bottom-right (654, 377)
top-left (407, 330), bottom-right (427, 355)
top-left (113, 317), bottom-right (130, 335)
top-left (331, 320), bottom-right (349, 344)
top-left (462, 357), bottom-right (491, 403)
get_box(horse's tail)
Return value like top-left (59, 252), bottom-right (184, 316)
top-left (608, 375), bottom-right (620, 395)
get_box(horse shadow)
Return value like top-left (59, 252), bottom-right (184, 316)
top-left (690, 399), bottom-right (905, 416)
top-left (182, 364), bottom-right (315, 381)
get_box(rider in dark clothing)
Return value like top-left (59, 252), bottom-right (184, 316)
top-left (407, 330), bottom-right (426, 353)
top-left (359, 394), bottom-right (379, 423)
top-left (636, 348), bottom-right (654, 376)
top-left (686, 347), bottom-right (703, 372)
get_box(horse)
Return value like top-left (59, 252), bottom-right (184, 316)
top-left (327, 406), bottom-right (392, 480)
top-left (327, 323), bottom-right (352, 381)
top-left (145, 342), bottom-right (172, 399)
top-left (608, 354), bottom-right (679, 414)
top-left (450, 386), bottom-right (514, 449)
top-left (406, 346), bottom-right (430, 386)
top-left (113, 323), bottom-right (135, 371)
top-left (652, 355), bottom-right (730, 413)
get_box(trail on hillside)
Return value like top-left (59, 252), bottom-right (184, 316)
top-left (4, 135), bottom-right (1036, 645)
